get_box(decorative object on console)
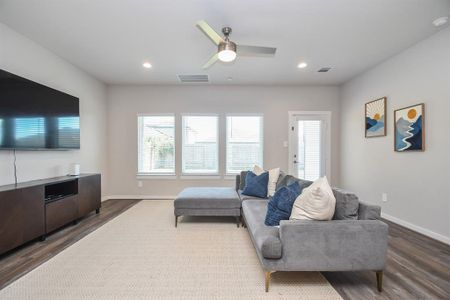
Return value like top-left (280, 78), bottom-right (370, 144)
top-left (394, 103), bottom-right (425, 151)
top-left (265, 182), bottom-right (302, 226)
top-left (290, 176), bottom-right (336, 221)
top-left (69, 163), bottom-right (81, 176)
top-left (242, 171), bottom-right (269, 198)
top-left (253, 165), bottom-right (280, 197)
top-left (365, 97), bottom-right (386, 137)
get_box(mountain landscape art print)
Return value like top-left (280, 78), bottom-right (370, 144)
top-left (394, 103), bottom-right (425, 151)
top-left (365, 97), bottom-right (386, 137)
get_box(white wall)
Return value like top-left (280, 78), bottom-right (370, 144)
top-left (340, 27), bottom-right (450, 243)
top-left (107, 85), bottom-right (340, 198)
top-left (0, 23), bottom-right (108, 194)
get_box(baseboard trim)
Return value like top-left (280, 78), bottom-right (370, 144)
top-left (382, 212), bottom-right (450, 245)
top-left (102, 195), bottom-right (176, 201)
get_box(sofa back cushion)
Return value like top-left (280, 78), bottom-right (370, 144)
top-left (239, 171), bottom-right (249, 190)
top-left (242, 171), bottom-right (269, 198)
top-left (276, 175), bottom-right (313, 191)
top-left (265, 182), bottom-right (302, 226)
top-left (277, 174), bottom-right (360, 220)
top-left (332, 188), bottom-right (359, 220)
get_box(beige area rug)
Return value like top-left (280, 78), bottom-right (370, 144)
top-left (0, 200), bottom-right (342, 300)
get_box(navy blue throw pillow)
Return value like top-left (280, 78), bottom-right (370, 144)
top-left (265, 182), bottom-right (302, 226)
top-left (242, 171), bottom-right (269, 198)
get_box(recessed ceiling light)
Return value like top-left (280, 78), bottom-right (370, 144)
top-left (433, 16), bottom-right (449, 27)
top-left (297, 62), bottom-right (308, 69)
top-left (142, 62), bottom-right (152, 69)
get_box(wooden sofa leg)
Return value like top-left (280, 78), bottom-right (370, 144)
top-left (235, 216), bottom-right (240, 228)
top-left (175, 215), bottom-right (178, 228)
top-left (265, 271), bottom-right (271, 292)
top-left (376, 271), bottom-right (383, 292)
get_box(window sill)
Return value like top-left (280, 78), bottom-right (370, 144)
top-left (136, 174), bottom-right (177, 180)
top-left (180, 175), bottom-right (221, 180)
top-left (224, 174), bottom-right (239, 180)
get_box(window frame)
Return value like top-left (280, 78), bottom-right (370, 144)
top-left (225, 113), bottom-right (264, 175)
top-left (181, 113), bottom-right (220, 176)
top-left (137, 113), bottom-right (176, 177)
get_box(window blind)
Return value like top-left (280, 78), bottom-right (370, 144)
top-left (182, 115), bottom-right (218, 174)
top-left (297, 120), bottom-right (322, 181)
top-left (138, 116), bottom-right (175, 174)
top-left (226, 116), bottom-right (263, 174)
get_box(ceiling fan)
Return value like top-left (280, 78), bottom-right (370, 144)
top-left (196, 20), bottom-right (277, 69)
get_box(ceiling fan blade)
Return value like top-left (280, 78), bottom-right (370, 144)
top-left (237, 45), bottom-right (277, 56)
top-left (202, 53), bottom-right (219, 69)
top-left (196, 20), bottom-right (224, 45)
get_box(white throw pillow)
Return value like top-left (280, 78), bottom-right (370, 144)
top-left (253, 165), bottom-right (280, 197)
top-left (289, 176), bottom-right (336, 221)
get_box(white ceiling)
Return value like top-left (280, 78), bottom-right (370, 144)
top-left (0, 0), bottom-right (449, 85)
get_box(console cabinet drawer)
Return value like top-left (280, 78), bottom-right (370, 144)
top-left (45, 195), bottom-right (79, 233)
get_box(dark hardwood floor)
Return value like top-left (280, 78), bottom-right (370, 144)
top-left (323, 219), bottom-right (450, 299)
top-left (0, 199), bottom-right (140, 290)
top-left (0, 199), bottom-right (449, 299)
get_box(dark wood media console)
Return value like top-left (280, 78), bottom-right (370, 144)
top-left (0, 174), bottom-right (101, 255)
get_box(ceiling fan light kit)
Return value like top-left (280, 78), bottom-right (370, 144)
top-left (218, 42), bottom-right (236, 62)
top-left (196, 20), bottom-right (276, 69)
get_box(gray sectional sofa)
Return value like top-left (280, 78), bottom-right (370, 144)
top-left (236, 171), bottom-right (389, 292)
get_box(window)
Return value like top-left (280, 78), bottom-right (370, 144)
top-left (182, 115), bottom-right (218, 174)
top-left (138, 115), bottom-right (175, 175)
top-left (226, 115), bottom-right (263, 174)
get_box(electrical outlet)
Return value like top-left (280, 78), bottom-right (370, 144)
top-left (382, 193), bottom-right (388, 202)
top-left (138, 181), bottom-right (143, 188)
top-left (283, 141), bottom-right (288, 147)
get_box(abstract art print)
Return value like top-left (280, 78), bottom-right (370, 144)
top-left (394, 103), bottom-right (425, 151)
top-left (365, 97), bottom-right (386, 137)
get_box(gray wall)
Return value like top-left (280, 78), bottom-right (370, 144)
top-left (0, 23), bottom-right (109, 193)
top-left (107, 85), bottom-right (340, 197)
top-left (340, 27), bottom-right (450, 243)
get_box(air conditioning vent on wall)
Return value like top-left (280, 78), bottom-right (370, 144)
top-left (177, 74), bottom-right (209, 83)
top-left (318, 67), bottom-right (331, 73)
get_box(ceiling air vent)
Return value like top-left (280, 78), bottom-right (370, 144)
top-left (177, 74), bottom-right (209, 83)
top-left (318, 67), bottom-right (331, 73)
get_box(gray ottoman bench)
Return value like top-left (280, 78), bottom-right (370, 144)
top-left (174, 187), bottom-right (241, 227)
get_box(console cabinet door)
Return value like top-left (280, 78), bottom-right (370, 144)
top-left (0, 186), bottom-right (45, 254)
top-left (78, 175), bottom-right (101, 218)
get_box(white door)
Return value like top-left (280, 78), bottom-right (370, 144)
top-left (288, 112), bottom-right (331, 181)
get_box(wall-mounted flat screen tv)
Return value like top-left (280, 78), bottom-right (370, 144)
top-left (0, 69), bottom-right (80, 150)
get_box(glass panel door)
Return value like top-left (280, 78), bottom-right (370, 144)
top-left (289, 113), bottom-right (329, 181)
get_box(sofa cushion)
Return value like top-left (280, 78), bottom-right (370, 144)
top-left (239, 171), bottom-right (249, 190)
top-left (332, 188), bottom-right (359, 220)
top-left (265, 182), bottom-right (302, 226)
top-left (277, 175), bottom-right (313, 191)
top-left (242, 171), bottom-right (269, 198)
top-left (174, 187), bottom-right (241, 209)
top-left (290, 176), bottom-right (336, 221)
top-left (242, 200), bottom-right (282, 259)
top-left (238, 190), bottom-right (266, 201)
